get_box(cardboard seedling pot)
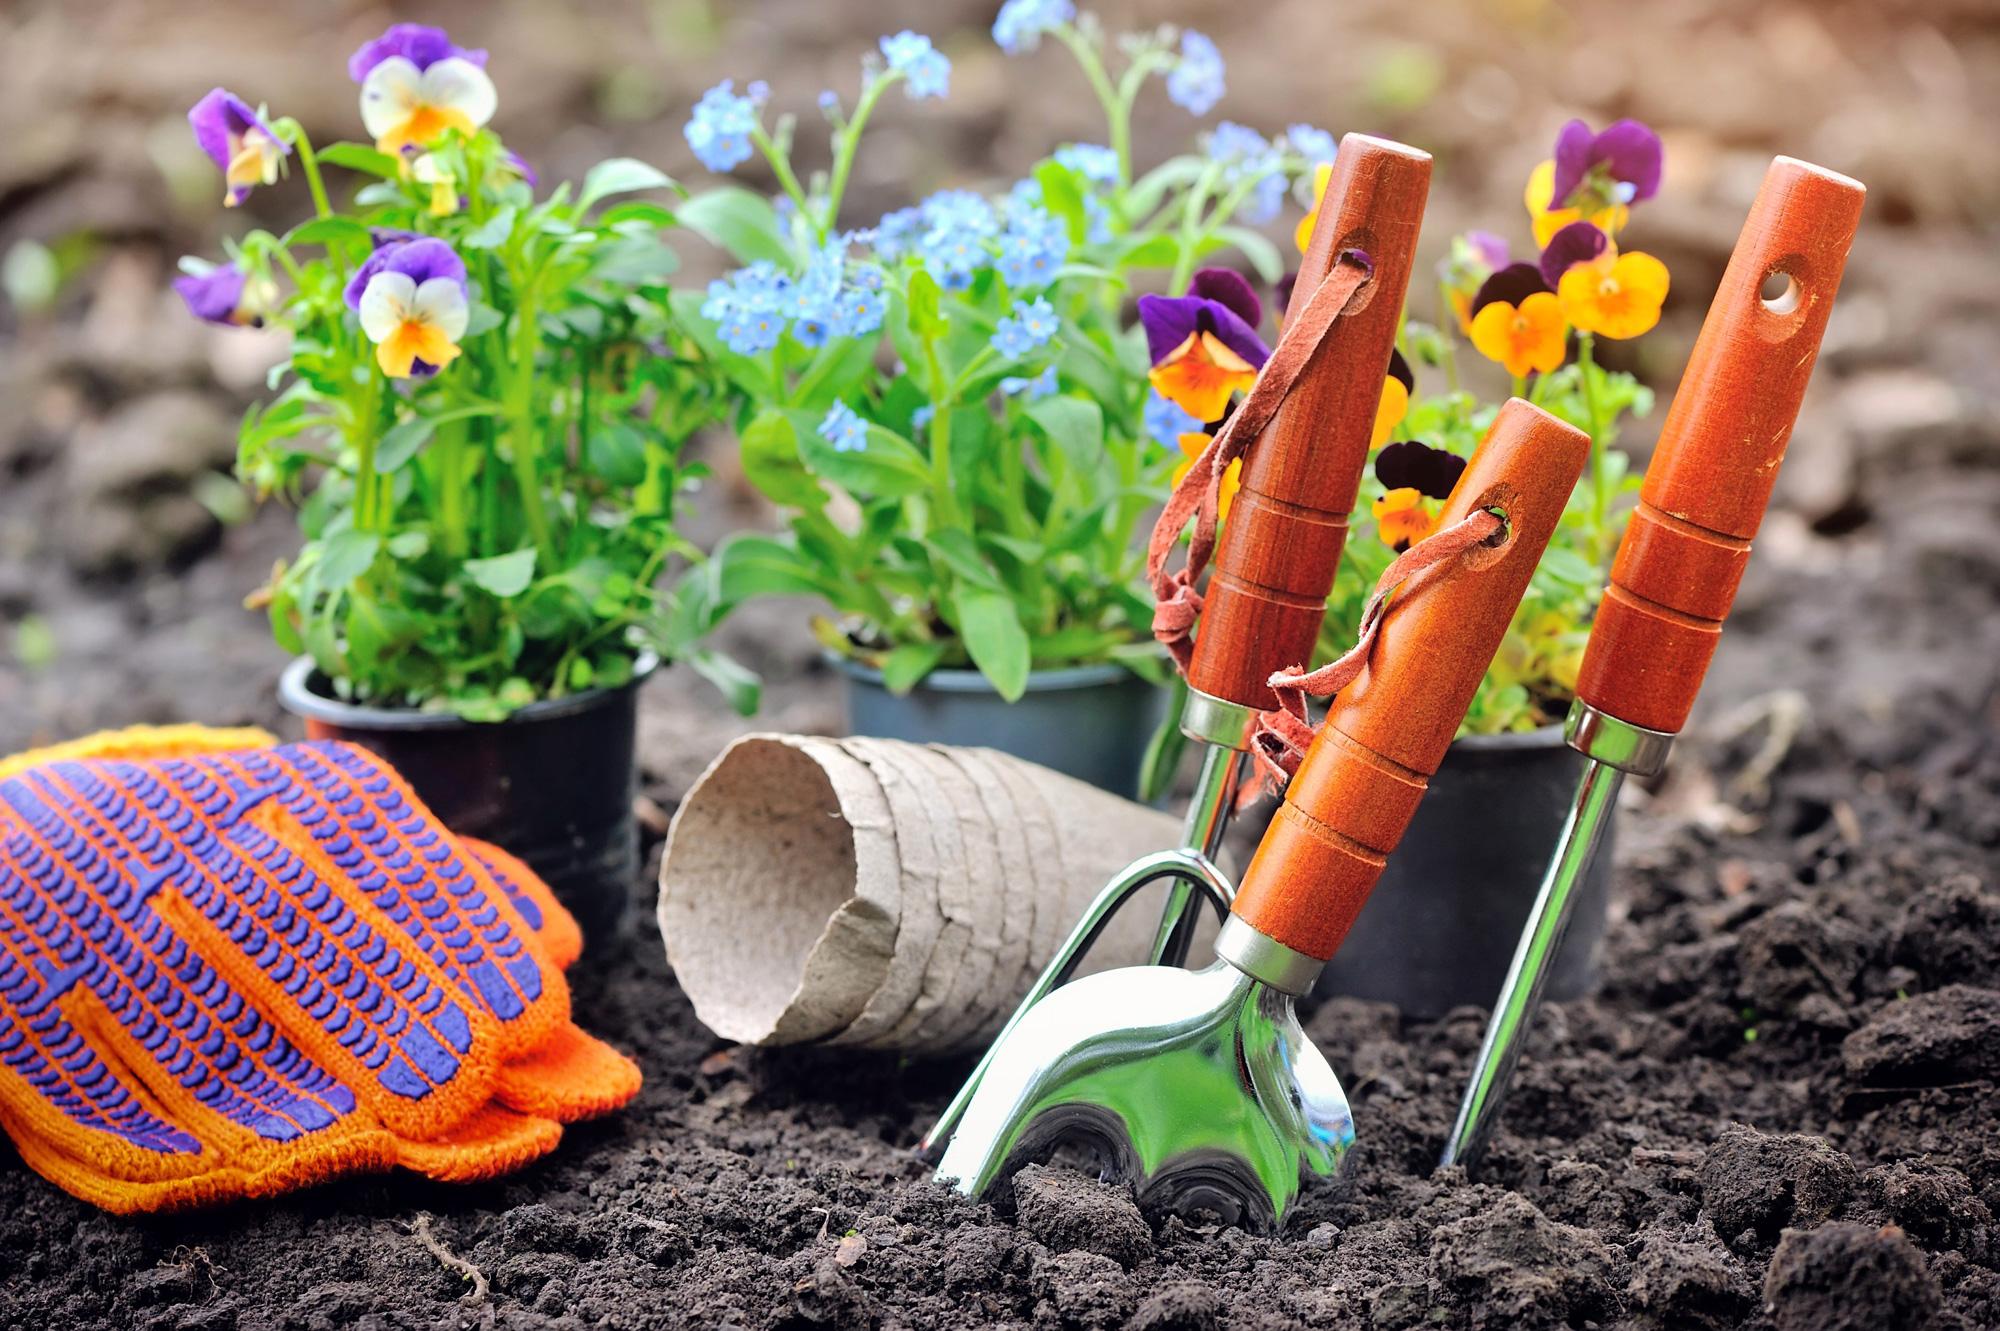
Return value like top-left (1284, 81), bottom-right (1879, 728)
top-left (658, 735), bottom-right (1179, 1054)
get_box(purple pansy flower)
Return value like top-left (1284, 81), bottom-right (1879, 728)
top-left (348, 23), bottom-right (488, 83)
top-left (1550, 118), bottom-right (1663, 209)
top-left (342, 229), bottom-right (425, 310)
top-left (188, 89), bottom-right (289, 207)
top-left (1469, 262), bottom-right (1552, 318)
top-left (1538, 220), bottom-right (1610, 289)
top-left (354, 237), bottom-right (471, 379)
top-left (1137, 267), bottom-right (1270, 370)
top-left (500, 149), bottom-right (538, 188)
top-left (1467, 230), bottom-right (1511, 272)
top-left (174, 262), bottom-right (252, 326)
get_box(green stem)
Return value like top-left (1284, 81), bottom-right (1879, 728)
top-left (819, 74), bottom-right (893, 241)
top-left (920, 332), bottom-right (961, 528)
top-left (285, 124), bottom-right (335, 222)
top-left (750, 125), bottom-right (811, 223)
top-left (1053, 27), bottom-right (1126, 182)
top-left (505, 288), bottom-right (558, 565)
top-left (1167, 163), bottom-right (1222, 293)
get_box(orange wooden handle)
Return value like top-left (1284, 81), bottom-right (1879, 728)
top-left (1577, 156), bottom-right (1865, 734)
top-left (1188, 134), bottom-right (1433, 711)
top-left (1231, 400), bottom-right (1590, 960)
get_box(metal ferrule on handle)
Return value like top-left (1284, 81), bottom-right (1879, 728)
top-left (1442, 156), bottom-right (1866, 1173)
top-left (1221, 400), bottom-right (1592, 991)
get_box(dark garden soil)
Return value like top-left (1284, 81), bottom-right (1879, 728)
top-left (4, 0), bottom-right (2000, 1327)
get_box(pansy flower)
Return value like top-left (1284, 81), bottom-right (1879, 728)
top-left (1537, 220), bottom-right (1609, 290)
top-left (1295, 162), bottom-right (1333, 255)
top-left (1373, 347), bottom-right (1414, 449)
top-left (1551, 118), bottom-right (1663, 213)
top-left (1466, 263), bottom-right (1567, 378)
top-left (353, 238), bottom-right (470, 378)
top-left (1558, 249), bottom-right (1670, 340)
top-left (173, 260), bottom-right (256, 326)
top-left (351, 23), bottom-right (498, 156)
top-left (1371, 440), bottom-right (1466, 551)
top-left (1170, 432), bottom-right (1241, 521)
top-left (408, 152), bottom-right (459, 217)
top-left (188, 89), bottom-right (289, 207)
top-left (1524, 159), bottom-right (1627, 249)
top-left (1138, 268), bottom-right (1270, 422)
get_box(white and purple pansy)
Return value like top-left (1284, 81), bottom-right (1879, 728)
top-left (352, 237), bottom-right (471, 379)
top-left (350, 22), bottom-right (498, 155)
top-left (188, 88), bottom-right (289, 207)
top-left (173, 260), bottom-right (254, 326)
top-left (1550, 118), bottom-right (1663, 210)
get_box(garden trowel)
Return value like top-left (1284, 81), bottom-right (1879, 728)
top-left (1440, 156), bottom-right (1866, 1173)
top-left (921, 134), bottom-right (1432, 1157)
top-left (936, 398), bottom-right (1589, 1229)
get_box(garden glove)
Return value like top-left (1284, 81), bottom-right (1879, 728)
top-left (0, 725), bottom-right (640, 1214)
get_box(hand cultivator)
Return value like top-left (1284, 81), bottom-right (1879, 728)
top-left (1441, 156), bottom-right (1866, 1172)
top-left (935, 399), bottom-right (1588, 1228)
top-left (922, 133), bottom-right (1432, 1158)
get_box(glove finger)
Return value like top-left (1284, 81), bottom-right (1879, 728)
top-left (493, 1021), bottom-right (642, 1123)
top-left (392, 1100), bottom-right (562, 1183)
top-left (458, 837), bottom-right (584, 971)
top-left (23, 757), bottom-right (504, 1143)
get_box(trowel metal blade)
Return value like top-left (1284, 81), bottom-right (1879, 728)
top-left (933, 961), bottom-right (1353, 1231)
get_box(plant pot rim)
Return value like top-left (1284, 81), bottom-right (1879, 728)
top-left (277, 652), bottom-right (659, 731)
top-left (829, 653), bottom-right (1146, 696)
top-left (1449, 720), bottom-right (1568, 752)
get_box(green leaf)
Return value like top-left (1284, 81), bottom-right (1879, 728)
top-left (1137, 676), bottom-right (1190, 802)
top-left (739, 410), bottom-right (826, 509)
top-left (879, 641), bottom-right (948, 694)
top-left (598, 200), bottom-right (680, 230)
top-left (1212, 225), bottom-right (1285, 284)
top-left (464, 301), bottom-right (504, 338)
top-left (1115, 233), bottom-right (1181, 270)
top-left (316, 143), bottom-right (402, 179)
top-left (797, 418), bottom-right (933, 498)
top-left (586, 421), bottom-right (648, 486)
top-left (925, 530), bottom-right (1002, 591)
top-left (906, 268), bottom-right (945, 340)
top-left (713, 534), bottom-right (829, 601)
top-left (1025, 395), bottom-right (1104, 472)
top-left (312, 530), bottom-right (380, 593)
top-left (463, 547), bottom-right (538, 599)
top-left (952, 588), bottom-right (1031, 701)
top-left (386, 531), bottom-right (430, 560)
top-left (373, 417), bottom-right (435, 473)
top-left (579, 158), bottom-right (677, 212)
top-left (281, 216), bottom-right (369, 249)
top-left (1032, 160), bottom-right (1088, 243)
top-left (679, 187), bottom-right (790, 265)
top-left (687, 648), bottom-right (762, 716)
top-left (462, 205), bottom-right (517, 251)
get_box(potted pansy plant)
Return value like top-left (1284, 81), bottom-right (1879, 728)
top-left (1227, 118), bottom-right (1673, 1014)
top-left (682, 2), bottom-right (1333, 796)
top-left (175, 23), bottom-right (737, 938)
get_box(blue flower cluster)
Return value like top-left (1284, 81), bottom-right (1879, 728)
top-left (684, 79), bottom-right (766, 174)
top-left (1010, 176), bottom-right (1109, 249)
top-left (1167, 31), bottom-right (1226, 116)
top-left (992, 0), bottom-right (1075, 54)
top-left (819, 400), bottom-right (869, 454)
top-left (1054, 143), bottom-right (1119, 186)
top-left (702, 245), bottom-right (886, 357)
top-left (1210, 121), bottom-right (1288, 224)
top-left (993, 297), bottom-right (1059, 359)
top-left (1000, 365), bottom-right (1059, 400)
top-left (1145, 390), bottom-right (1203, 447)
top-left (1286, 123), bottom-right (1339, 165)
top-left (996, 199), bottom-right (1070, 290)
top-left (876, 190), bottom-right (1002, 291)
top-left (880, 31), bottom-right (950, 100)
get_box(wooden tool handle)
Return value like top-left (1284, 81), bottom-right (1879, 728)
top-left (1231, 400), bottom-right (1590, 960)
top-left (1188, 134), bottom-right (1433, 710)
top-left (1577, 157), bottom-right (1865, 735)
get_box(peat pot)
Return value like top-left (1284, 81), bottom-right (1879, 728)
top-left (835, 658), bottom-right (1166, 800)
top-left (278, 654), bottom-right (655, 947)
top-left (1233, 722), bottom-right (1615, 1018)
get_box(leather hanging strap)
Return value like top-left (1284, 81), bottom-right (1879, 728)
top-left (1146, 251), bottom-right (1375, 671)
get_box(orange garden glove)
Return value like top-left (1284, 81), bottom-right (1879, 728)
top-left (0, 726), bottom-right (641, 1214)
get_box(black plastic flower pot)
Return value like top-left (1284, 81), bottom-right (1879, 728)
top-left (835, 657), bottom-right (1167, 800)
top-left (277, 654), bottom-right (655, 949)
top-left (1227, 722), bottom-right (1614, 1018)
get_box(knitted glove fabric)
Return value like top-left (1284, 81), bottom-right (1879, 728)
top-left (0, 727), bottom-right (640, 1213)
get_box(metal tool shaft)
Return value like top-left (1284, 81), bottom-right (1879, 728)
top-left (1439, 755), bottom-right (1622, 1170)
top-left (1146, 741), bottom-right (1244, 967)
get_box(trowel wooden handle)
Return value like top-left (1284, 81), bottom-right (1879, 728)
top-left (1231, 400), bottom-right (1590, 961)
top-left (1577, 157), bottom-right (1865, 735)
top-left (1189, 135), bottom-right (1433, 711)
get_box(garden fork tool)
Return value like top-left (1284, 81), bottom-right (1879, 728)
top-left (936, 399), bottom-right (1589, 1229)
top-left (1440, 157), bottom-right (1866, 1174)
top-left (919, 135), bottom-right (1430, 1158)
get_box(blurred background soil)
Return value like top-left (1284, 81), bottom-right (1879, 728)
top-left (1, 1), bottom-right (1997, 1328)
